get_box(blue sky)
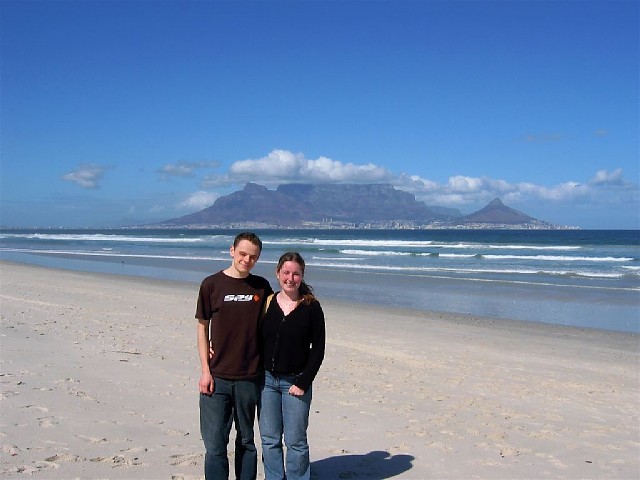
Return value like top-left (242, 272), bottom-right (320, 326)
top-left (1, 0), bottom-right (638, 229)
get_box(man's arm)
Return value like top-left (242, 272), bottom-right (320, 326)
top-left (197, 319), bottom-right (214, 395)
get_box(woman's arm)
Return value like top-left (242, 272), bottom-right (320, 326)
top-left (292, 301), bottom-right (326, 392)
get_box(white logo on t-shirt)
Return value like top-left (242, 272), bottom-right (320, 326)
top-left (223, 294), bottom-right (257, 302)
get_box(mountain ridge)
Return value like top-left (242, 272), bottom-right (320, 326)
top-left (161, 183), bottom-right (566, 229)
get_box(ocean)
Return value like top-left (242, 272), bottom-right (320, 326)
top-left (1, 228), bottom-right (638, 333)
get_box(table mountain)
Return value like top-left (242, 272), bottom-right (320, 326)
top-left (160, 184), bottom-right (563, 228)
top-left (163, 182), bottom-right (460, 226)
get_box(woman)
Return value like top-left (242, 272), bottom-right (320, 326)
top-left (259, 252), bottom-right (326, 480)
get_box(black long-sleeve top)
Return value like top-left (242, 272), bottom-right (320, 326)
top-left (260, 293), bottom-right (326, 391)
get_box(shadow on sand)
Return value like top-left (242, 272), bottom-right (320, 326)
top-left (311, 450), bottom-right (414, 479)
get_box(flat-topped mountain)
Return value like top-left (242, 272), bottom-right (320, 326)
top-left (163, 183), bottom-right (460, 227)
top-left (161, 184), bottom-right (562, 228)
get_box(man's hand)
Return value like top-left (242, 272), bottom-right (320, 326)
top-left (197, 320), bottom-right (214, 395)
top-left (199, 371), bottom-right (215, 395)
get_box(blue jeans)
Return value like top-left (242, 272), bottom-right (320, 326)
top-left (258, 371), bottom-right (312, 480)
top-left (200, 377), bottom-right (261, 480)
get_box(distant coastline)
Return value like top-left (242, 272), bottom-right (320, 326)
top-left (138, 220), bottom-right (582, 230)
top-left (161, 184), bottom-right (580, 230)
top-left (1, 223), bottom-right (585, 230)
top-left (1, 222), bottom-right (582, 230)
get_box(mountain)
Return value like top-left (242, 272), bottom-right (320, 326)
top-left (168, 183), bottom-right (310, 226)
top-left (458, 198), bottom-right (554, 227)
top-left (275, 183), bottom-right (459, 222)
top-left (162, 183), bottom-right (461, 227)
top-left (160, 184), bottom-right (565, 229)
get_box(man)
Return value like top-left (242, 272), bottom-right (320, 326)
top-left (196, 232), bottom-right (273, 480)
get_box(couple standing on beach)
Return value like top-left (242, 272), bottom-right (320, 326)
top-left (195, 232), bottom-right (326, 480)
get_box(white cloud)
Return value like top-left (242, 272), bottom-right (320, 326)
top-left (519, 181), bottom-right (586, 200)
top-left (229, 149), bottom-right (392, 184)
top-left (62, 164), bottom-right (106, 189)
top-left (447, 175), bottom-right (485, 193)
top-left (201, 174), bottom-right (232, 188)
top-left (393, 170), bottom-right (635, 209)
top-left (230, 150), bottom-right (301, 179)
top-left (395, 174), bottom-right (512, 206)
top-left (158, 161), bottom-right (219, 179)
top-left (179, 191), bottom-right (218, 210)
top-left (588, 168), bottom-right (625, 187)
top-left (302, 156), bottom-right (388, 181)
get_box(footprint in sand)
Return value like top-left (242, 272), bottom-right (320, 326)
top-left (1, 390), bottom-right (20, 399)
top-left (170, 453), bottom-right (201, 467)
top-left (38, 416), bottom-right (58, 428)
top-left (69, 389), bottom-right (98, 402)
top-left (45, 453), bottom-right (86, 462)
top-left (55, 377), bottom-right (80, 384)
top-left (7, 465), bottom-right (40, 474)
top-left (1, 444), bottom-right (20, 456)
top-left (22, 404), bottom-right (49, 413)
top-left (120, 446), bottom-right (149, 454)
top-left (499, 447), bottom-right (522, 458)
top-left (90, 455), bottom-right (143, 467)
top-left (76, 434), bottom-right (108, 443)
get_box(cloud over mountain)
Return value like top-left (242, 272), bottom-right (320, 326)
top-left (195, 149), bottom-right (637, 214)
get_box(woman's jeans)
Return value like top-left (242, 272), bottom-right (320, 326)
top-left (200, 377), bottom-right (261, 480)
top-left (259, 371), bottom-right (312, 480)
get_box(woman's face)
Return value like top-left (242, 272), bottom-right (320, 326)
top-left (276, 260), bottom-right (304, 296)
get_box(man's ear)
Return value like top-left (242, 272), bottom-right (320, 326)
top-left (229, 245), bottom-right (235, 257)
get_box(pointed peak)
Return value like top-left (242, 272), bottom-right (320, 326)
top-left (462, 197), bottom-right (537, 225)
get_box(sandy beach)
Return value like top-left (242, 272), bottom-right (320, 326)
top-left (1, 261), bottom-right (638, 479)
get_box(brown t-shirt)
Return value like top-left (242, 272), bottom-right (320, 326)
top-left (195, 271), bottom-right (273, 380)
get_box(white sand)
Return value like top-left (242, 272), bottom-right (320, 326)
top-left (1, 261), bottom-right (638, 479)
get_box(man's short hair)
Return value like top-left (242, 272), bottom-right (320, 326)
top-left (233, 232), bottom-right (263, 252)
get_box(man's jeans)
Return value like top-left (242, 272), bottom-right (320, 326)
top-left (200, 377), bottom-right (261, 480)
top-left (258, 371), bottom-right (312, 480)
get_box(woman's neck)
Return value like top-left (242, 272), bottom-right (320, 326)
top-left (279, 290), bottom-right (300, 302)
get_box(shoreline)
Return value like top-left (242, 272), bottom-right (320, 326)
top-left (5, 258), bottom-right (637, 338)
top-left (1, 261), bottom-right (639, 478)
top-left (2, 253), bottom-right (639, 334)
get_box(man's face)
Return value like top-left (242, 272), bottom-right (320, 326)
top-left (230, 239), bottom-right (261, 275)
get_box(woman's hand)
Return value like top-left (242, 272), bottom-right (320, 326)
top-left (289, 385), bottom-right (305, 396)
